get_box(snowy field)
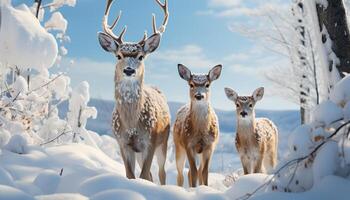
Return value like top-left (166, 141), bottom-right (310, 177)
top-left (58, 99), bottom-right (300, 173)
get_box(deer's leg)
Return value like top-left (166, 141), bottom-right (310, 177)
top-left (238, 151), bottom-right (249, 175)
top-left (198, 160), bottom-right (203, 185)
top-left (201, 148), bottom-right (213, 186)
top-left (254, 146), bottom-right (265, 173)
top-left (139, 142), bottom-right (156, 181)
top-left (120, 145), bottom-right (136, 179)
top-left (186, 148), bottom-right (198, 187)
top-left (175, 144), bottom-right (186, 187)
top-left (155, 143), bottom-right (167, 185)
top-left (136, 152), bottom-right (153, 182)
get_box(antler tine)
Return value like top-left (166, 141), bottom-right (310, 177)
top-left (109, 10), bottom-right (121, 30)
top-left (152, 0), bottom-right (169, 34)
top-left (102, 0), bottom-right (126, 44)
top-left (138, 31), bottom-right (148, 45)
top-left (117, 26), bottom-right (127, 44)
top-left (152, 14), bottom-right (157, 34)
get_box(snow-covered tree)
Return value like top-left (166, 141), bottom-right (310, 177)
top-left (0, 0), bottom-right (96, 147)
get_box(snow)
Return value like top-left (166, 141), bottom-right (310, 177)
top-left (0, 185), bottom-right (35, 200)
top-left (90, 189), bottom-right (146, 200)
top-left (36, 193), bottom-right (88, 200)
top-left (330, 75), bottom-right (350, 107)
top-left (225, 174), bottom-right (271, 199)
top-left (311, 100), bottom-right (343, 127)
top-left (45, 12), bottom-right (67, 33)
top-left (0, 167), bottom-right (15, 186)
top-left (312, 141), bottom-right (339, 183)
top-left (33, 170), bottom-right (61, 194)
top-left (287, 124), bottom-right (313, 158)
top-left (4, 135), bottom-right (29, 154)
top-left (0, 1), bottom-right (58, 70)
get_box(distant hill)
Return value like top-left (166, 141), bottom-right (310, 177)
top-left (59, 98), bottom-right (300, 135)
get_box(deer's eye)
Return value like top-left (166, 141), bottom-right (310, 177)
top-left (190, 83), bottom-right (194, 89)
top-left (117, 55), bottom-right (122, 60)
top-left (138, 55), bottom-right (144, 61)
top-left (236, 103), bottom-right (240, 107)
top-left (249, 104), bottom-right (253, 108)
top-left (205, 83), bottom-right (210, 88)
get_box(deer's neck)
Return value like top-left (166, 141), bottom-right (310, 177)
top-left (115, 78), bottom-right (144, 126)
top-left (236, 114), bottom-right (256, 138)
top-left (189, 101), bottom-right (210, 132)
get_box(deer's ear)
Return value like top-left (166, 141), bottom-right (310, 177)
top-left (224, 87), bottom-right (238, 102)
top-left (208, 64), bottom-right (222, 82)
top-left (143, 33), bottom-right (161, 54)
top-left (253, 87), bottom-right (264, 101)
top-left (98, 32), bottom-right (119, 53)
top-left (177, 64), bottom-right (191, 81)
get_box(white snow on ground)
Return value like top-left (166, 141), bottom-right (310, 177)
top-left (0, 143), bottom-right (227, 199)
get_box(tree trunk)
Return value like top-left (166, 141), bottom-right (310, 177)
top-left (293, 0), bottom-right (310, 124)
top-left (316, 0), bottom-right (350, 78)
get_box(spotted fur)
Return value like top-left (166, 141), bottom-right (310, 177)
top-left (225, 87), bottom-right (278, 174)
top-left (173, 64), bottom-right (222, 188)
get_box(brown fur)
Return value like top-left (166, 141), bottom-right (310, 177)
top-left (173, 103), bottom-right (219, 187)
top-left (173, 64), bottom-right (222, 187)
top-left (236, 118), bottom-right (278, 174)
top-left (225, 87), bottom-right (278, 174)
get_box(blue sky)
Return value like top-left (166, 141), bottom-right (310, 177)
top-left (16, 0), bottom-right (296, 111)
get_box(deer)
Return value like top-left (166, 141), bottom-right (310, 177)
top-left (97, 0), bottom-right (170, 185)
top-left (224, 87), bottom-right (278, 174)
top-left (173, 64), bottom-right (222, 187)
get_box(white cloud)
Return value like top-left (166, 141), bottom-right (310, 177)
top-left (148, 44), bottom-right (218, 70)
top-left (199, 0), bottom-right (290, 18)
top-left (208, 0), bottom-right (242, 8)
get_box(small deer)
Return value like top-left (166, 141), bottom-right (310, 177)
top-left (173, 64), bottom-right (222, 187)
top-left (97, 0), bottom-right (170, 184)
top-left (224, 87), bottom-right (278, 174)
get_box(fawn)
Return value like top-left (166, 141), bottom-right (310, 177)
top-left (173, 64), bottom-right (222, 187)
top-left (224, 87), bottom-right (278, 174)
top-left (98, 0), bottom-right (170, 184)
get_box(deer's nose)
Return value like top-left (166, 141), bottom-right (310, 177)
top-left (240, 111), bottom-right (248, 118)
top-left (123, 67), bottom-right (135, 76)
top-left (194, 94), bottom-right (204, 100)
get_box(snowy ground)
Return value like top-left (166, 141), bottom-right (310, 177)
top-left (0, 108), bottom-right (297, 200)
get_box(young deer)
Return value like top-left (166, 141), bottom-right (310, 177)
top-left (173, 64), bottom-right (222, 187)
top-left (97, 0), bottom-right (170, 184)
top-left (224, 87), bottom-right (278, 174)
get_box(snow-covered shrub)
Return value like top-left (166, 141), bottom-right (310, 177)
top-left (268, 75), bottom-right (350, 193)
top-left (0, 1), bottom-right (98, 148)
top-left (67, 82), bottom-right (97, 146)
top-left (4, 134), bottom-right (29, 154)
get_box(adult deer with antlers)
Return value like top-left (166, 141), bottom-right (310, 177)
top-left (97, 0), bottom-right (170, 184)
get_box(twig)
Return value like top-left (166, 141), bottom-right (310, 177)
top-left (35, 0), bottom-right (43, 18)
top-left (40, 123), bottom-right (71, 145)
top-left (27, 74), bottom-right (63, 95)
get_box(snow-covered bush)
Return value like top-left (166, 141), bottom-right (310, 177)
top-left (4, 134), bottom-right (29, 154)
top-left (267, 75), bottom-right (350, 193)
top-left (0, 0), bottom-right (98, 149)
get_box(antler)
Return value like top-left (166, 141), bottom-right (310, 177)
top-left (138, 0), bottom-right (169, 44)
top-left (152, 0), bottom-right (169, 34)
top-left (102, 0), bottom-right (126, 44)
